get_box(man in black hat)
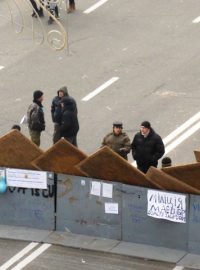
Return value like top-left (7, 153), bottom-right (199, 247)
top-left (101, 121), bottom-right (131, 160)
top-left (131, 121), bottom-right (165, 173)
top-left (27, 90), bottom-right (45, 146)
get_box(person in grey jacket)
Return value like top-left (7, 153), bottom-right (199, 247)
top-left (27, 90), bottom-right (45, 147)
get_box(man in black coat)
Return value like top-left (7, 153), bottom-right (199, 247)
top-left (51, 86), bottom-right (77, 144)
top-left (60, 97), bottom-right (79, 146)
top-left (131, 121), bottom-right (165, 173)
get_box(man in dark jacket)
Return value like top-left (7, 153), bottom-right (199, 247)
top-left (27, 90), bottom-right (45, 147)
top-left (101, 121), bottom-right (131, 160)
top-left (29, 0), bottom-right (44, 17)
top-left (51, 86), bottom-right (77, 144)
top-left (131, 121), bottom-right (165, 173)
top-left (60, 96), bottom-right (79, 146)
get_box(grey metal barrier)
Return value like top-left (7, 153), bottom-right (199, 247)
top-left (56, 174), bottom-right (122, 240)
top-left (0, 170), bottom-right (55, 230)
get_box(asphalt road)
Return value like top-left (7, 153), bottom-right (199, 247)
top-left (0, 239), bottom-right (175, 270)
top-left (1, 0), bottom-right (200, 165)
top-left (1, 0), bottom-right (200, 268)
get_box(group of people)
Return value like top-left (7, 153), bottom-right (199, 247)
top-left (26, 87), bottom-right (170, 174)
top-left (102, 121), bottom-right (170, 173)
top-left (27, 87), bottom-right (79, 147)
top-left (29, 0), bottom-right (76, 24)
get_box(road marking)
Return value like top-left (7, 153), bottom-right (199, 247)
top-left (83, 0), bottom-right (109, 14)
top-left (0, 242), bottom-right (39, 270)
top-left (193, 16), bottom-right (200, 23)
top-left (11, 243), bottom-right (51, 270)
top-left (165, 120), bottom-right (200, 154)
top-left (172, 266), bottom-right (184, 270)
top-left (0, 66), bottom-right (4, 70)
top-left (82, 77), bottom-right (119, 101)
top-left (163, 111), bottom-right (200, 145)
top-left (132, 111), bottom-right (200, 165)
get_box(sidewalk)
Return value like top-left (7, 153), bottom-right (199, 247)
top-left (0, 225), bottom-right (199, 269)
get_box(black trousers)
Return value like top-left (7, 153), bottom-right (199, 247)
top-left (137, 164), bottom-right (157, 174)
top-left (29, 0), bottom-right (43, 14)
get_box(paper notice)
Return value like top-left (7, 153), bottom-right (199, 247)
top-left (105, 202), bottom-right (118, 214)
top-left (102, 183), bottom-right (113, 198)
top-left (90, 181), bottom-right (101, 196)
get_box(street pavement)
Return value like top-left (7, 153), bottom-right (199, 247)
top-left (1, 0), bottom-right (200, 268)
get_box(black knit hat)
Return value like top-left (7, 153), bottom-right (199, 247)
top-left (33, 90), bottom-right (43, 101)
top-left (141, 121), bottom-right (151, 129)
top-left (161, 157), bottom-right (172, 167)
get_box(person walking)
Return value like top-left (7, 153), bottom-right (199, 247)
top-left (47, 0), bottom-right (60, 24)
top-left (131, 121), bottom-right (165, 173)
top-left (101, 121), bottom-right (131, 160)
top-left (27, 90), bottom-right (45, 147)
top-left (51, 86), bottom-right (77, 144)
top-left (60, 96), bottom-right (79, 146)
top-left (67, 0), bottom-right (76, 13)
top-left (29, 0), bottom-right (44, 17)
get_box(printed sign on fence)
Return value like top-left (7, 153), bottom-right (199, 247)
top-left (147, 189), bottom-right (186, 223)
top-left (6, 168), bottom-right (47, 189)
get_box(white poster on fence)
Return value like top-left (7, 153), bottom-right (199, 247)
top-left (147, 189), bottom-right (186, 223)
top-left (6, 168), bottom-right (47, 189)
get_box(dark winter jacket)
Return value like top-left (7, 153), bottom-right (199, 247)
top-left (60, 97), bottom-right (79, 138)
top-left (51, 87), bottom-right (77, 124)
top-left (131, 128), bottom-right (164, 167)
top-left (102, 132), bottom-right (131, 160)
top-left (27, 100), bottom-right (45, 132)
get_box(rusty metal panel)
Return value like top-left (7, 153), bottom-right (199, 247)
top-left (146, 166), bottom-right (200, 195)
top-left (162, 163), bottom-right (200, 190)
top-left (31, 139), bottom-right (87, 176)
top-left (0, 130), bottom-right (43, 170)
top-left (56, 174), bottom-right (122, 240)
top-left (76, 146), bottom-right (153, 187)
top-left (121, 184), bottom-right (189, 250)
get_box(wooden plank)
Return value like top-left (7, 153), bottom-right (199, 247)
top-left (76, 146), bottom-right (154, 187)
top-left (31, 139), bottom-right (87, 176)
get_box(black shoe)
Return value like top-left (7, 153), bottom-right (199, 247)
top-left (39, 11), bottom-right (44, 17)
top-left (31, 12), bottom-right (37, 18)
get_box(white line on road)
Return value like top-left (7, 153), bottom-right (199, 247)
top-left (11, 243), bottom-right (51, 270)
top-left (83, 0), bottom-right (109, 14)
top-left (172, 266), bottom-right (184, 270)
top-left (0, 66), bottom-right (4, 70)
top-left (165, 120), bottom-right (200, 155)
top-left (193, 16), bottom-right (200, 23)
top-left (0, 242), bottom-right (39, 270)
top-left (82, 77), bottom-right (119, 101)
top-left (163, 111), bottom-right (200, 145)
